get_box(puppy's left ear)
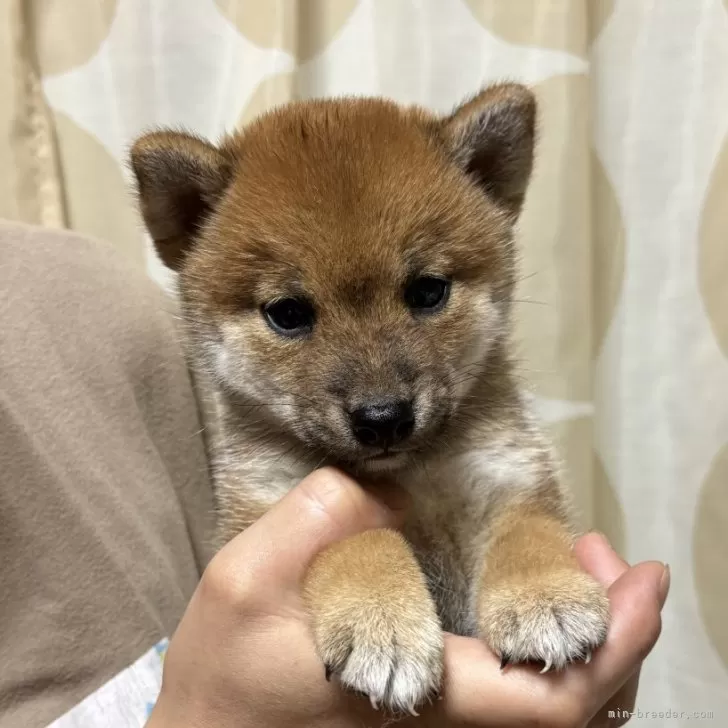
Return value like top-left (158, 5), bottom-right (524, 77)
top-left (442, 83), bottom-right (536, 217)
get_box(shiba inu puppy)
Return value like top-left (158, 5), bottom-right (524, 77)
top-left (131, 83), bottom-right (609, 716)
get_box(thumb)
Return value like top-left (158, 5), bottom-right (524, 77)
top-left (214, 467), bottom-right (403, 593)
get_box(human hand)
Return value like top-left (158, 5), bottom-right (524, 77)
top-left (147, 469), bottom-right (668, 728)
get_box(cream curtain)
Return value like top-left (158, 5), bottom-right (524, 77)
top-left (2, 0), bottom-right (726, 722)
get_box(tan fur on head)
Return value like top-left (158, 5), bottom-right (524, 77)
top-left (131, 84), bottom-right (609, 716)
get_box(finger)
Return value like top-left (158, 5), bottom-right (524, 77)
top-left (574, 532), bottom-right (629, 587)
top-left (575, 561), bottom-right (667, 718)
top-left (574, 537), bottom-right (653, 726)
top-left (213, 467), bottom-right (402, 590)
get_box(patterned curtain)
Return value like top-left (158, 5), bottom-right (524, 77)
top-left (2, 0), bottom-right (726, 721)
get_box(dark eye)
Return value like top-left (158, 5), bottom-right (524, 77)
top-left (404, 276), bottom-right (451, 313)
top-left (263, 298), bottom-right (315, 336)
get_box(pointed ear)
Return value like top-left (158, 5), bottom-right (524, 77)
top-left (130, 131), bottom-right (232, 270)
top-left (442, 83), bottom-right (536, 217)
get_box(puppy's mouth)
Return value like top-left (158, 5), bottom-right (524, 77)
top-left (355, 448), bottom-right (411, 472)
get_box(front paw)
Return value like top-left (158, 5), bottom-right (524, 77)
top-left (313, 597), bottom-right (443, 715)
top-left (305, 529), bottom-right (444, 714)
top-left (479, 569), bottom-right (609, 671)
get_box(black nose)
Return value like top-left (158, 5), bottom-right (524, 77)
top-left (350, 399), bottom-right (415, 447)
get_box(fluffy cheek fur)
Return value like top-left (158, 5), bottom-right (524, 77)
top-left (446, 285), bottom-right (504, 404)
top-left (209, 320), bottom-right (357, 452)
top-left (212, 319), bottom-right (303, 429)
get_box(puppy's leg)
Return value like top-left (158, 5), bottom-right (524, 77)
top-left (476, 492), bottom-right (609, 670)
top-left (304, 528), bottom-right (443, 715)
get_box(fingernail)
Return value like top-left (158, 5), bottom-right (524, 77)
top-left (585, 529), bottom-right (614, 551)
top-left (658, 563), bottom-right (670, 608)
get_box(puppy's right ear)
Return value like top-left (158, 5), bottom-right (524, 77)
top-left (130, 131), bottom-right (232, 270)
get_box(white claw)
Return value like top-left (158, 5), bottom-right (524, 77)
top-left (409, 707), bottom-right (420, 717)
top-left (540, 659), bottom-right (552, 674)
top-left (369, 695), bottom-right (379, 711)
top-left (584, 651), bottom-right (592, 665)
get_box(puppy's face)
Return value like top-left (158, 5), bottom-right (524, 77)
top-left (131, 85), bottom-right (535, 472)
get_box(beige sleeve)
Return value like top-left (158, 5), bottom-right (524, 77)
top-left (0, 222), bottom-right (215, 728)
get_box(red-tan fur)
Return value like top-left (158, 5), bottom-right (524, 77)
top-left (131, 84), bottom-right (609, 716)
